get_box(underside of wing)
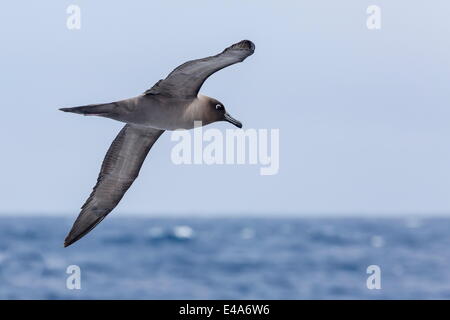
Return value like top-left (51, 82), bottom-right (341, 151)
top-left (64, 124), bottom-right (164, 247)
top-left (145, 40), bottom-right (255, 98)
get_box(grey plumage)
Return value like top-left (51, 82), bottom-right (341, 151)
top-left (61, 40), bottom-right (255, 247)
top-left (144, 40), bottom-right (255, 98)
top-left (64, 125), bottom-right (164, 247)
top-left (59, 102), bottom-right (119, 116)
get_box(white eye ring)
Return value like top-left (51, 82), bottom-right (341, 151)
top-left (215, 104), bottom-right (223, 110)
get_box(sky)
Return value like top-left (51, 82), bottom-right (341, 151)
top-left (0, 0), bottom-right (450, 216)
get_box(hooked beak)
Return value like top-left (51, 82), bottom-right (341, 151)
top-left (224, 112), bottom-right (243, 128)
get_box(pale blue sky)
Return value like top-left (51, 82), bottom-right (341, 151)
top-left (1, 1), bottom-right (450, 216)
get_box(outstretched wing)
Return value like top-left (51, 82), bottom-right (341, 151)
top-left (145, 40), bottom-right (255, 98)
top-left (64, 124), bottom-right (164, 247)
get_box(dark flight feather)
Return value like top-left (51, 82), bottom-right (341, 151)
top-left (145, 40), bottom-right (255, 98)
top-left (64, 124), bottom-right (164, 247)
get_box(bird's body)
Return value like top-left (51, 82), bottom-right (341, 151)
top-left (71, 94), bottom-right (221, 130)
top-left (60, 40), bottom-right (255, 247)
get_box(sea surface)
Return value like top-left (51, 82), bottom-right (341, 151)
top-left (0, 216), bottom-right (449, 299)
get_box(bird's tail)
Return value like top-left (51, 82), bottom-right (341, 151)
top-left (59, 102), bottom-right (117, 116)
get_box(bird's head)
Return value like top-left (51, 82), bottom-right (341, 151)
top-left (204, 97), bottom-right (242, 128)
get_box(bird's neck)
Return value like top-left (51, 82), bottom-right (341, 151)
top-left (184, 94), bottom-right (212, 127)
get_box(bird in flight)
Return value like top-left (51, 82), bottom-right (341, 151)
top-left (60, 40), bottom-right (255, 247)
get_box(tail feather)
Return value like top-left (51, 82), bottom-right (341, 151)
top-left (59, 102), bottom-right (116, 116)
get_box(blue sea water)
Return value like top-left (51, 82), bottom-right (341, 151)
top-left (0, 216), bottom-right (449, 299)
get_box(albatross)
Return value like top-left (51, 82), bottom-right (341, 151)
top-left (60, 40), bottom-right (255, 247)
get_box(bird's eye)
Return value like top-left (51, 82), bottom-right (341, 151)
top-left (215, 104), bottom-right (224, 110)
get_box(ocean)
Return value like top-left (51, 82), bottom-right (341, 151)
top-left (0, 216), bottom-right (449, 299)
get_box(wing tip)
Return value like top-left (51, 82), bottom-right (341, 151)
top-left (227, 40), bottom-right (255, 53)
top-left (63, 210), bottom-right (109, 248)
top-left (64, 233), bottom-right (77, 247)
